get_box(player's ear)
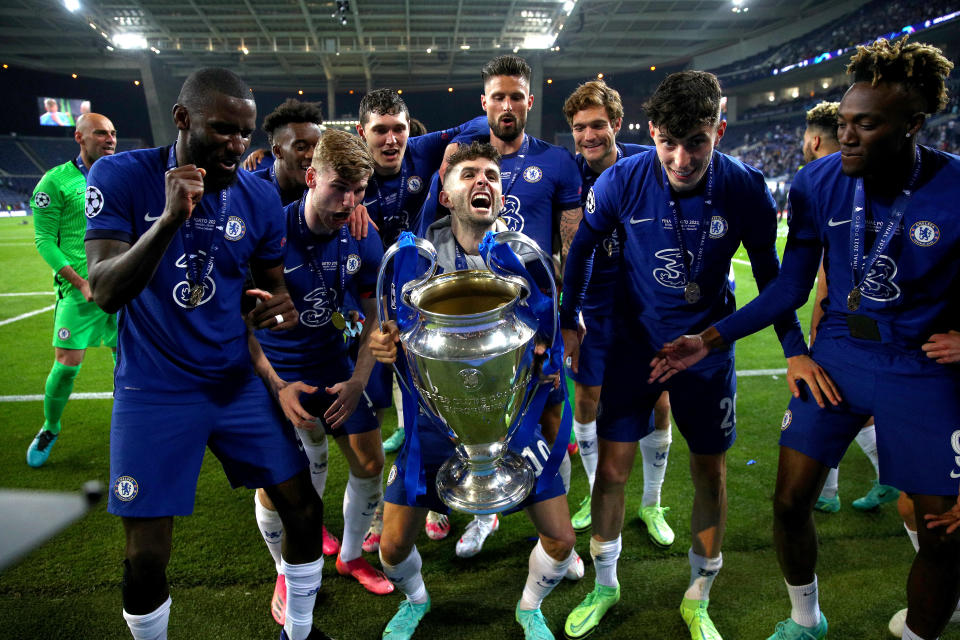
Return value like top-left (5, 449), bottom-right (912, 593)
top-left (355, 122), bottom-right (366, 140)
top-left (172, 104), bottom-right (190, 131)
top-left (714, 119), bottom-right (727, 143)
top-left (438, 189), bottom-right (452, 209)
top-left (305, 166), bottom-right (318, 189)
top-left (527, 93), bottom-right (534, 110)
top-left (813, 135), bottom-right (821, 152)
top-left (272, 143), bottom-right (283, 160)
top-left (611, 117), bottom-right (622, 136)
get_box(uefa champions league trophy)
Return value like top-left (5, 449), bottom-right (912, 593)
top-left (376, 231), bottom-right (557, 514)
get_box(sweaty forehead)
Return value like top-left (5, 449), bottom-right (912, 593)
top-left (839, 81), bottom-right (909, 118)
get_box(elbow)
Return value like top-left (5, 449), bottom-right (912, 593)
top-left (88, 272), bottom-right (122, 314)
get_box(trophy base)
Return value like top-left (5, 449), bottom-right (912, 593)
top-left (436, 448), bottom-right (535, 515)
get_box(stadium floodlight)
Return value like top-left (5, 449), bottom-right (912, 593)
top-left (522, 33), bottom-right (556, 49)
top-left (562, 1), bottom-right (576, 14)
top-left (113, 32), bottom-right (148, 50)
top-left (63, 0), bottom-right (81, 12)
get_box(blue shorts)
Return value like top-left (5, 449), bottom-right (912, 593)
top-left (597, 332), bottom-right (736, 455)
top-left (570, 314), bottom-right (613, 387)
top-left (383, 415), bottom-right (566, 514)
top-left (779, 335), bottom-right (960, 496)
top-left (290, 357), bottom-right (380, 437)
top-left (365, 362), bottom-right (394, 410)
top-left (547, 366), bottom-right (569, 406)
top-left (108, 375), bottom-right (307, 517)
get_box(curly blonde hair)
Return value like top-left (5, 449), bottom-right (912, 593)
top-left (846, 36), bottom-right (953, 114)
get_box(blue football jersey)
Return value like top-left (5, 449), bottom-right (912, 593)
top-left (251, 166), bottom-right (305, 207)
top-left (577, 143), bottom-right (650, 316)
top-left (257, 199), bottom-right (383, 379)
top-left (85, 145), bottom-right (286, 397)
top-left (448, 130), bottom-right (582, 254)
top-left (717, 147), bottom-right (960, 367)
top-left (571, 148), bottom-right (804, 356)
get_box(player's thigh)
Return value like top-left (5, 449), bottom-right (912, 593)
top-left (108, 397), bottom-right (213, 518)
top-left (51, 292), bottom-right (110, 350)
top-left (572, 314), bottom-right (614, 388)
top-left (365, 362), bottom-right (394, 410)
top-left (208, 375), bottom-right (307, 491)
top-left (380, 502), bottom-right (430, 561)
top-left (336, 427), bottom-right (385, 478)
top-left (595, 337), bottom-right (659, 443)
top-left (524, 494), bottom-right (576, 552)
top-left (383, 424), bottom-right (454, 515)
top-left (667, 356), bottom-right (738, 455)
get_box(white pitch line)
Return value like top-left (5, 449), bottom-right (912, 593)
top-left (738, 368), bottom-right (787, 377)
top-left (732, 258), bottom-right (751, 266)
top-left (0, 304), bottom-right (55, 327)
top-left (0, 392), bottom-right (113, 402)
top-left (0, 292), bottom-right (52, 297)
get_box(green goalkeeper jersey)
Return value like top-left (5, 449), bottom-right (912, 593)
top-left (32, 159), bottom-right (89, 298)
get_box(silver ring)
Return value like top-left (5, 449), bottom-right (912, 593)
top-left (274, 314), bottom-right (284, 325)
top-left (564, 356), bottom-right (572, 367)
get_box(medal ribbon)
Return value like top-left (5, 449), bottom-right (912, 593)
top-left (74, 155), bottom-right (89, 178)
top-left (499, 134), bottom-right (530, 199)
top-left (167, 144), bottom-right (229, 302)
top-left (452, 237), bottom-right (470, 271)
top-left (661, 153), bottom-right (715, 289)
top-left (849, 145), bottom-right (921, 299)
top-left (298, 196), bottom-right (348, 318)
top-left (371, 160), bottom-right (409, 237)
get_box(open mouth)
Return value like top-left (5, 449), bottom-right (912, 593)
top-left (671, 167), bottom-right (695, 180)
top-left (470, 190), bottom-right (492, 210)
top-left (217, 158), bottom-right (239, 172)
top-left (381, 148), bottom-right (400, 161)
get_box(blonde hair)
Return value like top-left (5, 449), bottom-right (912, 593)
top-left (311, 129), bottom-right (373, 182)
top-left (847, 36), bottom-right (953, 114)
top-left (562, 80), bottom-right (624, 125)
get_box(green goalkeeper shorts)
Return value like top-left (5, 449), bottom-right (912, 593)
top-left (52, 287), bottom-right (117, 350)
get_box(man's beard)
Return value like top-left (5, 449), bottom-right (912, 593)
top-left (489, 114), bottom-right (525, 143)
top-left (187, 135), bottom-right (240, 191)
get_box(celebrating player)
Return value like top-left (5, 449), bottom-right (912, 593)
top-left (649, 38), bottom-right (959, 640)
top-left (560, 70), bottom-right (810, 640)
top-left (252, 98), bottom-right (324, 206)
top-left (28, 112), bottom-right (118, 467)
top-left (84, 67), bottom-right (332, 640)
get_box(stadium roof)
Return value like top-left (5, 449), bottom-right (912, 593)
top-left (6, 0), bottom-right (847, 92)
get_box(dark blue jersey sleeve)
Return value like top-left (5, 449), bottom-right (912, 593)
top-left (554, 148), bottom-right (583, 211)
top-left (85, 153), bottom-right (138, 244)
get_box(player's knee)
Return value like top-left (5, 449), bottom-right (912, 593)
top-left (379, 536), bottom-right (413, 566)
top-left (353, 455), bottom-right (384, 479)
top-left (596, 459), bottom-right (630, 488)
top-left (897, 492), bottom-right (916, 530)
top-left (772, 489), bottom-right (809, 527)
top-left (540, 532), bottom-right (575, 559)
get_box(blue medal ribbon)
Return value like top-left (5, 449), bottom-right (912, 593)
top-left (166, 143), bottom-right (229, 307)
top-left (371, 161), bottom-right (409, 241)
top-left (500, 135), bottom-right (530, 200)
top-left (661, 153), bottom-right (715, 293)
top-left (849, 146), bottom-right (922, 304)
top-left (74, 155), bottom-right (89, 178)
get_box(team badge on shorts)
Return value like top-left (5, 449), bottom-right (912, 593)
top-left (34, 192), bottom-right (51, 208)
top-left (114, 475), bottom-right (139, 501)
top-left (224, 216), bottom-right (246, 241)
top-left (407, 176), bottom-right (423, 193)
top-left (781, 410), bottom-right (792, 431)
top-left (585, 187), bottom-right (596, 214)
top-left (908, 220), bottom-right (940, 247)
top-left (346, 254), bottom-right (361, 274)
top-left (387, 464), bottom-right (398, 486)
top-left (57, 327), bottom-right (71, 340)
top-left (523, 166), bottom-right (543, 183)
top-left (84, 186), bottom-right (104, 218)
top-left (709, 215), bottom-right (728, 239)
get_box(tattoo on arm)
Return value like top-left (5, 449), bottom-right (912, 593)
top-left (559, 207), bottom-right (584, 262)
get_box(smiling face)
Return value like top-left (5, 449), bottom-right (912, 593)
top-left (305, 165), bottom-right (370, 232)
top-left (439, 156), bottom-right (504, 230)
top-left (482, 75), bottom-right (533, 143)
top-left (357, 111), bottom-right (409, 176)
top-left (178, 92), bottom-right (256, 191)
top-left (649, 120), bottom-right (725, 192)
top-left (272, 121), bottom-right (323, 189)
top-left (75, 114), bottom-right (117, 166)
top-left (572, 105), bottom-right (621, 171)
top-left (837, 81), bottom-right (918, 179)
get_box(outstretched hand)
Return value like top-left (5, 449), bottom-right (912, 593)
top-left (648, 335), bottom-right (709, 383)
top-left (922, 330), bottom-right (960, 364)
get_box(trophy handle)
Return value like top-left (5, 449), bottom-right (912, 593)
top-left (484, 231), bottom-right (559, 348)
top-left (374, 235), bottom-right (439, 408)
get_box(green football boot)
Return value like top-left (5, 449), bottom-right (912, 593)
top-left (563, 582), bottom-right (620, 639)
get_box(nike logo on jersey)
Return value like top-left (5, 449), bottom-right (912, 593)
top-left (144, 212), bottom-right (161, 222)
top-left (630, 217), bottom-right (654, 224)
top-left (827, 218), bottom-right (851, 226)
top-left (362, 198), bottom-right (378, 207)
top-left (284, 264), bottom-right (304, 274)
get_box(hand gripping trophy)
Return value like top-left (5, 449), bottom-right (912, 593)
top-left (376, 230), bottom-right (563, 514)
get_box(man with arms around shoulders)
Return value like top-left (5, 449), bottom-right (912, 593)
top-left (84, 67), bottom-right (332, 640)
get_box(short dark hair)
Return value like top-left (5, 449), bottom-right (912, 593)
top-left (481, 55), bottom-right (531, 86)
top-left (847, 36), bottom-right (954, 114)
top-left (177, 67), bottom-right (251, 110)
top-left (563, 80), bottom-right (624, 125)
top-left (408, 117), bottom-right (428, 137)
top-left (358, 89), bottom-right (409, 127)
top-left (443, 141), bottom-right (501, 187)
top-left (805, 102), bottom-right (840, 140)
top-left (262, 98), bottom-right (324, 141)
top-left (643, 71), bottom-right (723, 138)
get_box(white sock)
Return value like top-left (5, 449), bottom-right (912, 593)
top-left (902, 625), bottom-right (933, 640)
top-left (820, 467), bottom-right (839, 500)
top-left (559, 451), bottom-right (571, 494)
top-left (254, 491), bottom-right (284, 574)
top-left (381, 546), bottom-right (428, 604)
top-left (340, 472), bottom-right (383, 562)
top-left (855, 425), bottom-right (881, 478)
top-left (905, 522), bottom-right (920, 553)
top-left (296, 427), bottom-right (329, 499)
top-left (282, 557), bottom-right (323, 640)
top-left (519, 540), bottom-right (570, 610)
top-left (684, 549), bottom-right (722, 600)
top-left (786, 576), bottom-right (821, 628)
top-left (574, 420), bottom-right (598, 490)
top-left (639, 427), bottom-right (672, 507)
top-left (589, 536), bottom-right (621, 588)
top-left (392, 377), bottom-right (404, 425)
top-left (122, 596), bottom-right (171, 640)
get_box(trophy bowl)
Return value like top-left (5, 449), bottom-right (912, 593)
top-left (401, 269), bottom-right (538, 514)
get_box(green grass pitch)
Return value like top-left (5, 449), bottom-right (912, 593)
top-left (0, 216), bottom-right (946, 639)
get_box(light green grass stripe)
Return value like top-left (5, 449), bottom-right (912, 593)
top-left (0, 304), bottom-right (55, 327)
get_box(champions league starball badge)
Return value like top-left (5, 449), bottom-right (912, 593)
top-left (84, 186), bottom-right (104, 218)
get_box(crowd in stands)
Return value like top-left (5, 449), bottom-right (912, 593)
top-left (713, 0), bottom-right (958, 87)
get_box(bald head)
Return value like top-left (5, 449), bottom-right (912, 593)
top-left (75, 113), bottom-right (117, 169)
